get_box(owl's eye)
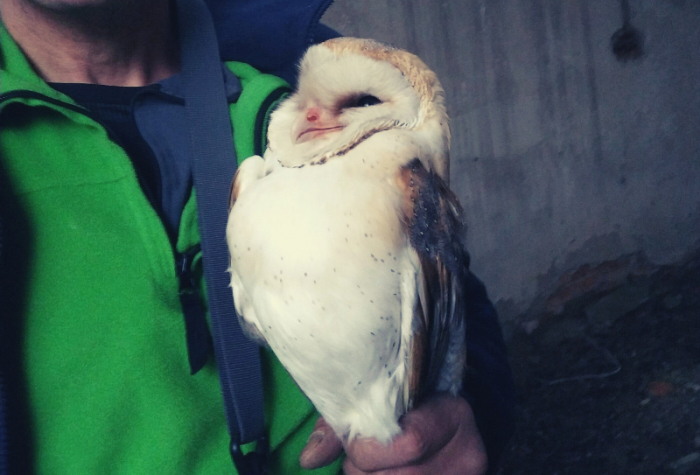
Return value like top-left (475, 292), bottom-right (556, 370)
top-left (341, 94), bottom-right (383, 109)
top-left (355, 95), bottom-right (382, 107)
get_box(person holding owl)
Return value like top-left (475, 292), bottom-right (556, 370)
top-left (0, 0), bottom-right (515, 474)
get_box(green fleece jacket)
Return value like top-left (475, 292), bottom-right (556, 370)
top-left (0, 25), bottom-right (341, 475)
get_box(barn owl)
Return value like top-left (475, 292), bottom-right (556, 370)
top-left (226, 38), bottom-right (469, 443)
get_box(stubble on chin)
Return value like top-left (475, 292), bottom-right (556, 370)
top-left (24, 0), bottom-right (111, 10)
top-left (21, 0), bottom-right (141, 13)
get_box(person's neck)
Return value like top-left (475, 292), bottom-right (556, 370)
top-left (1, 0), bottom-right (180, 86)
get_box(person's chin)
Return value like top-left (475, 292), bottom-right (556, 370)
top-left (28, 0), bottom-right (131, 12)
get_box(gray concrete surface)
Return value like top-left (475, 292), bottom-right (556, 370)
top-left (322, 0), bottom-right (700, 331)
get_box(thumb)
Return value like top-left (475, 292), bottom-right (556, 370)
top-left (299, 417), bottom-right (344, 469)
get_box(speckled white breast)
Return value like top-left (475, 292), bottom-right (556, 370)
top-left (227, 155), bottom-right (418, 441)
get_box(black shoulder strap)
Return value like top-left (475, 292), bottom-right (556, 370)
top-left (175, 0), bottom-right (267, 473)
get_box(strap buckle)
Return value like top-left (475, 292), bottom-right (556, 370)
top-left (230, 436), bottom-right (268, 475)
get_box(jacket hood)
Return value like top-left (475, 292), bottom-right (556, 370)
top-left (205, 0), bottom-right (339, 84)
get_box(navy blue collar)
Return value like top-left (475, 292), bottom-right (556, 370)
top-left (158, 65), bottom-right (242, 102)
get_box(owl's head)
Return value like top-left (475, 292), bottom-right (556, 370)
top-left (266, 38), bottom-right (450, 174)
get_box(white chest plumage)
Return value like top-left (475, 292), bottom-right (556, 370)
top-left (228, 150), bottom-right (419, 441)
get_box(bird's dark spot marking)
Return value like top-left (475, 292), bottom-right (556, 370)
top-left (304, 273), bottom-right (307, 276)
top-left (273, 275), bottom-right (278, 280)
top-left (370, 300), bottom-right (374, 303)
top-left (365, 233), bottom-right (368, 237)
top-left (361, 291), bottom-right (364, 295)
top-left (393, 257), bottom-right (397, 261)
top-left (334, 268), bottom-right (337, 272)
top-left (345, 238), bottom-right (348, 242)
top-left (388, 252), bottom-right (392, 256)
top-left (392, 342), bottom-right (396, 348)
top-left (298, 319), bottom-right (301, 323)
top-left (381, 259), bottom-right (384, 263)
top-left (384, 364), bottom-right (388, 368)
top-left (388, 371), bottom-right (392, 377)
top-left (391, 269), bottom-right (395, 273)
top-left (380, 316), bottom-right (384, 320)
top-left (247, 247), bottom-right (251, 251)
top-left (322, 307), bottom-right (326, 311)
top-left (314, 280), bottom-right (317, 284)
top-left (268, 325), bottom-right (272, 329)
top-left (357, 381), bottom-right (362, 385)
top-left (370, 332), bottom-right (375, 336)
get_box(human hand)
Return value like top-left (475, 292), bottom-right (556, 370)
top-left (299, 394), bottom-right (488, 474)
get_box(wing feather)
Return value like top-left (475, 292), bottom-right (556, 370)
top-left (226, 155), bottom-right (268, 345)
top-left (228, 155), bottom-right (266, 212)
top-left (397, 158), bottom-right (469, 407)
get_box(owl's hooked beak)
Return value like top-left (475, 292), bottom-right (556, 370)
top-left (292, 104), bottom-right (344, 144)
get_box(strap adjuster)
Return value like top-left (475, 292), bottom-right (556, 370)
top-left (230, 436), bottom-right (268, 475)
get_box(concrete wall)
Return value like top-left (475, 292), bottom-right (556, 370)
top-left (322, 0), bottom-right (700, 330)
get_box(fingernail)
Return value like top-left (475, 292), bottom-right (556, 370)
top-left (306, 430), bottom-right (324, 449)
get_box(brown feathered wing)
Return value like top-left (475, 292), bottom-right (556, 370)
top-left (397, 158), bottom-right (469, 409)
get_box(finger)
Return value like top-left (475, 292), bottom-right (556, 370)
top-left (343, 456), bottom-right (370, 475)
top-left (343, 398), bottom-right (487, 475)
top-left (299, 416), bottom-right (344, 469)
top-left (345, 394), bottom-right (463, 472)
top-left (344, 438), bottom-right (487, 475)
